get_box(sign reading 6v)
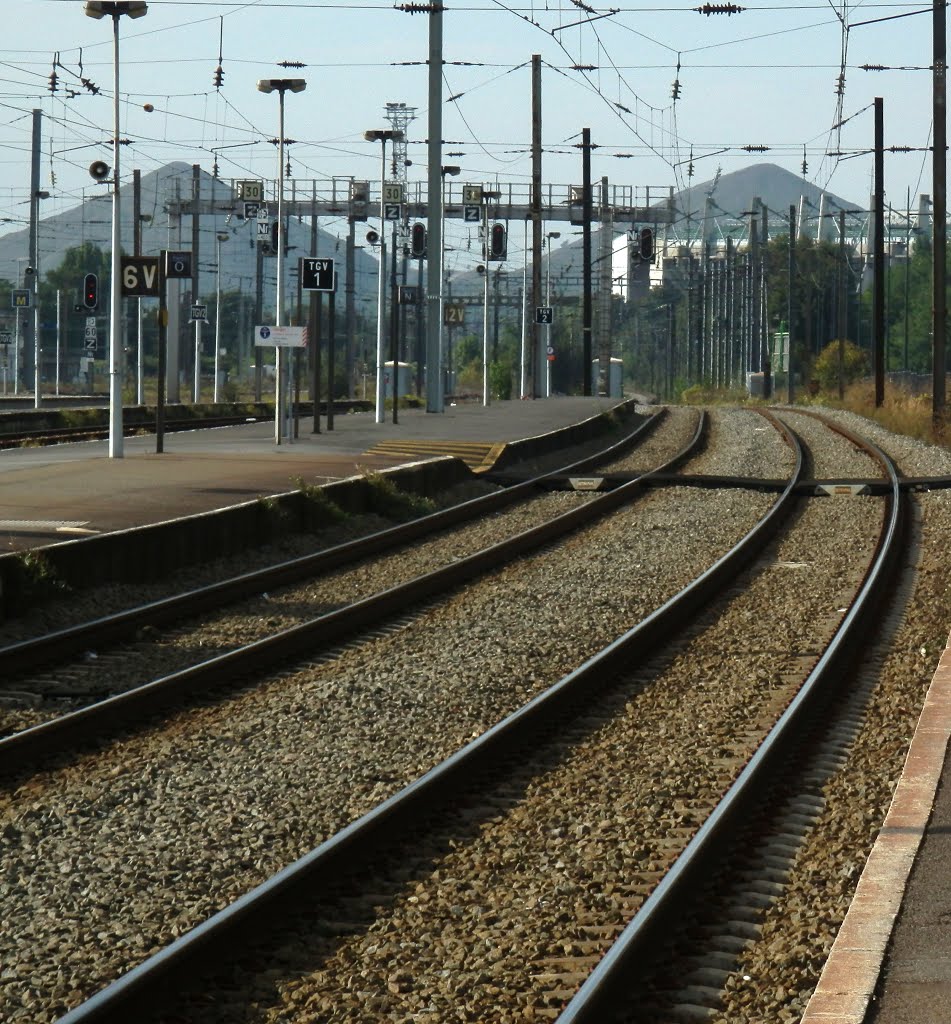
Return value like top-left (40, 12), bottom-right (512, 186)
top-left (121, 257), bottom-right (160, 297)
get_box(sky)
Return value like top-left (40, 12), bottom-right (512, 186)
top-left (0, 0), bottom-right (940, 281)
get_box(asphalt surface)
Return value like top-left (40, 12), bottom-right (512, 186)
top-left (0, 395), bottom-right (623, 552)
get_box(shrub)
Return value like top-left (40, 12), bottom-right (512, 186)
top-left (813, 340), bottom-right (869, 394)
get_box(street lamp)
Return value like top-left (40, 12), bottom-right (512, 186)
top-left (545, 231), bottom-right (560, 397)
top-left (364, 128), bottom-right (404, 424)
top-left (83, 0), bottom-right (148, 459)
top-left (214, 231), bottom-right (230, 403)
top-left (257, 77), bottom-right (306, 444)
top-left (439, 165), bottom-right (460, 399)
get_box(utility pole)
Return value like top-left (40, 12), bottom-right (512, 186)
top-left (531, 54), bottom-right (543, 398)
top-left (873, 97), bottom-right (885, 407)
top-left (934, 0), bottom-right (947, 421)
top-left (254, 240), bottom-right (264, 402)
top-left (28, 108), bottom-right (41, 408)
top-left (384, 103), bottom-right (415, 423)
top-left (310, 186), bottom-right (321, 434)
top-left (167, 182), bottom-right (182, 404)
top-left (328, 274), bottom-right (337, 430)
top-left (133, 168), bottom-right (144, 405)
top-left (346, 217), bottom-right (356, 396)
top-left (425, 1), bottom-right (444, 412)
top-left (581, 128), bottom-right (593, 394)
top-left (788, 205), bottom-right (796, 404)
top-left (191, 164), bottom-right (201, 403)
top-left (838, 208), bottom-right (847, 400)
top-left (598, 176), bottom-right (613, 396)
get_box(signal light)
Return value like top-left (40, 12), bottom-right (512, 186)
top-left (83, 273), bottom-right (99, 310)
top-left (489, 222), bottom-right (507, 260)
top-left (639, 228), bottom-right (654, 262)
top-left (410, 223), bottom-right (427, 258)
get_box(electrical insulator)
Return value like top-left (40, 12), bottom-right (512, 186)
top-left (802, 147), bottom-right (808, 176)
top-left (213, 65), bottom-right (224, 89)
top-left (639, 228), bottom-right (654, 262)
top-left (83, 273), bottom-right (99, 310)
top-left (671, 79), bottom-right (681, 100)
top-left (489, 222), bottom-right (507, 260)
top-left (48, 71), bottom-right (58, 94)
top-left (697, 2), bottom-right (744, 13)
top-left (410, 222), bottom-right (427, 258)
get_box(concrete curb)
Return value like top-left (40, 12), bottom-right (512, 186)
top-left (0, 399), bottom-right (640, 613)
top-left (799, 641), bottom-right (951, 1022)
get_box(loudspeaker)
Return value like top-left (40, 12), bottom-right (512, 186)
top-left (89, 160), bottom-right (110, 181)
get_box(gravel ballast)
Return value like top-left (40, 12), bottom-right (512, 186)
top-left (3, 405), bottom-right (946, 1023)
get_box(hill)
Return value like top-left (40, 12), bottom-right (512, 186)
top-left (0, 162), bottom-right (380, 313)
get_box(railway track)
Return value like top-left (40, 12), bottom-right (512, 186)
top-left (0, 407), bottom-right (695, 754)
top-left (0, 414), bottom-right (273, 448)
top-left (0, 407), bottom-right (927, 1024)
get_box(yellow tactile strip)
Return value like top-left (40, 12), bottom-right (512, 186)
top-left (799, 644), bottom-right (951, 1022)
top-left (362, 439), bottom-right (507, 472)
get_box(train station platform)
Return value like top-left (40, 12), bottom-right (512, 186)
top-left (801, 638), bottom-right (951, 1024)
top-left (0, 395), bottom-right (624, 555)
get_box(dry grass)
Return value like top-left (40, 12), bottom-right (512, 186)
top-left (809, 380), bottom-right (951, 448)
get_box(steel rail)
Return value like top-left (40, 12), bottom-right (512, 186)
top-left (52, 415), bottom-right (802, 1024)
top-left (553, 418), bottom-right (905, 1023)
top-left (0, 410), bottom-right (694, 771)
top-left (1, 411), bottom-right (668, 679)
top-left (0, 415), bottom-right (274, 447)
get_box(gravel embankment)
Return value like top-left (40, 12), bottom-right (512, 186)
top-left (706, 408), bottom-right (951, 1023)
top-left (158, 431), bottom-right (885, 1023)
top-left (2, 404), bottom-right (920, 1023)
top-left (0, 411), bottom-right (784, 1022)
top-left (0, 411), bottom-right (707, 737)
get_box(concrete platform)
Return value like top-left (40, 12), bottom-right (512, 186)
top-left (0, 396), bottom-right (624, 553)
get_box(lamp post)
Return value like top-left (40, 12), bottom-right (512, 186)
top-left (439, 165), bottom-right (460, 400)
top-left (364, 128), bottom-right (403, 424)
top-left (214, 231), bottom-right (229, 403)
top-left (83, 0), bottom-right (147, 459)
top-left (545, 231), bottom-right (560, 397)
top-left (257, 77), bottom-right (306, 444)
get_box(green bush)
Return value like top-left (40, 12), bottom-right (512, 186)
top-left (364, 473), bottom-right (437, 520)
top-left (489, 360), bottom-right (513, 401)
top-left (813, 340), bottom-right (869, 393)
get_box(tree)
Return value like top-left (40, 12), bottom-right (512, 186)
top-left (812, 339), bottom-right (869, 393)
